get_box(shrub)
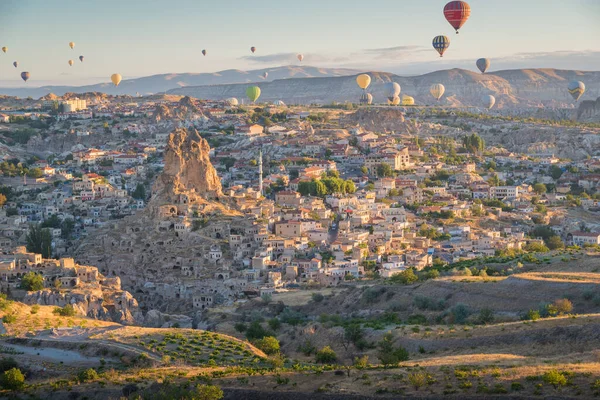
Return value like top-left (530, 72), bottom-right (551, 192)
top-left (267, 318), bottom-right (281, 331)
top-left (315, 346), bottom-right (337, 363)
top-left (542, 370), bottom-right (567, 390)
top-left (408, 372), bottom-right (427, 390)
top-left (0, 368), bottom-right (24, 390)
top-left (526, 309), bottom-right (541, 321)
top-left (450, 303), bottom-right (471, 324)
top-left (30, 304), bottom-right (40, 314)
top-left (0, 358), bottom-right (18, 373)
top-left (78, 368), bottom-right (99, 382)
top-left (353, 355), bottom-right (369, 369)
top-left (477, 308), bottom-right (495, 324)
top-left (312, 293), bottom-right (325, 303)
top-left (547, 299), bottom-right (573, 316)
top-left (377, 332), bottom-right (409, 366)
top-left (245, 321), bottom-right (270, 340)
top-left (297, 339), bottom-right (316, 356)
top-left (234, 322), bottom-right (247, 333)
top-left (53, 304), bottom-right (76, 317)
top-left (254, 336), bottom-right (280, 355)
top-left (2, 314), bottom-right (17, 324)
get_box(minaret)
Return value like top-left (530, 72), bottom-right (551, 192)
top-left (258, 148), bottom-right (263, 196)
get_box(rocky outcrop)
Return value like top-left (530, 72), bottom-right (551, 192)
top-left (577, 97), bottom-right (600, 122)
top-left (143, 309), bottom-right (193, 329)
top-left (23, 288), bottom-right (143, 325)
top-left (340, 108), bottom-right (406, 133)
top-left (151, 127), bottom-right (223, 204)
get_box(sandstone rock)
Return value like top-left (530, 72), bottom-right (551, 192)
top-left (151, 127), bottom-right (223, 205)
top-left (577, 97), bottom-right (600, 122)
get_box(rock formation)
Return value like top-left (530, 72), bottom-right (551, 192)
top-left (577, 97), bottom-right (600, 122)
top-left (150, 127), bottom-right (223, 206)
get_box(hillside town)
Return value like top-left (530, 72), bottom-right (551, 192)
top-left (0, 94), bottom-right (599, 316)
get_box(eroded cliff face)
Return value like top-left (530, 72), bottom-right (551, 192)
top-left (151, 127), bottom-right (223, 204)
top-left (577, 97), bottom-right (600, 122)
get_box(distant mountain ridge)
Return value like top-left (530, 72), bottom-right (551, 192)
top-left (0, 66), bottom-right (360, 98)
top-left (1, 65), bottom-right (599, 109)
top-left (168, 68), bottom-right (600, 109)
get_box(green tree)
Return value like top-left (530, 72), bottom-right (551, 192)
top-left (542, 370), bottom-right (567, 390)
top-left (315, 346), bottom-right (337, 363)
top-left (20, 272), bottom-right (44, 291)
top-left (549, 165), bottom-right (563, 180)
top-left (377, 332), bottom-right (409, 366)
top-left (195, 384), bottom-right (224, 400)
top-left (360, 166), bottom-right (368, 175)
top-left (389, 268), bottom-right (418, 285)
top-left (0, 368), bottom-right (24, 390)
top-left (60, 218), bottom-right (75, 239)
top-left (132, 183), bottom-right (146, 200)
top-left (462, 133), bottom-right (485, 154)
top-left (376, 163), bottom-right (394, 178)
top-left (546, 235), bottom-right (564, 250)
top-left (254, 336), bottom-right (280, 355)
top-left (533, 183), bottom-right (547, 195)
top-left (77, 368), bottom-right (99, 382)
top-left (25, 225), bottom-right (53, 258)
top-left (27, 167), bottom-right (43, 179)
top-left (313, 180), bottom-right (327, 197)
top-left (344, 179), bottom-right (356, 194)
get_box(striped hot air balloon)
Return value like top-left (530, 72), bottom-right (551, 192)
top-left (401, 95), bottom-right (415, 106)
top-left (444, 1), bottom-right (471, 34)
top-left (476, 58), bottom-right (490, 74)
top-left (430, 84), bottom-right (445, 101)
top-left (433, 35), bottom-right (450, 57)
top-left (568, 81), bottom-right (585, 101)
top-left (360, 92), bottom-right (373, 105)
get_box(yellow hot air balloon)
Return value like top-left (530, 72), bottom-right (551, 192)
top-left (430, 84), bottom-right (445, 101)
top-left (1, 47), bottom-right (7, 53)
top-left (68, 59), bottom-right (74, 66)
top-left (69, 42), bottom-right (75, 49)
top-left (356, 74), bottom-right (371, 90)
top-left (111, 73), bottom-right (122, 87)
top-left (401, 95), bottom-right (415, 106)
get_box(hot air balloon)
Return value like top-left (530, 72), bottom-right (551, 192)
top-left (482, 94), bottom-right (495, 109)
top-left (13, 61), bottom-right (17, 68)
top-left (389, 96), bottom-right (401, 106)
top-left (433, 36), bottom-right (450, 57)
top-left (1, 47), bottom-right (7, 53)
top-left (360, 92), bottom-right (373, 105)
top-left (444, 1), bottom-right (471, 34)
top-left (385, 82), bottom-right (401, 102)
top-left (246, 86), bottom-right (261, 103)
top-left (68, 59), bottom-right (74, 66)
top-left (263, 72), bottom-right (268, 79)
top-left (297, 54), bottom-right (304, 62)
top-left (111, 73), bottom-right (122, 87)
top-left (202, 49), bottom-right (207, 56)
top-left (226, 98), bottom-right (239, 106)
top-left (79, 55), bottom-right (84, 62)
top-left (568, 81), bottom-right (585, 101)
top-left (69, 42), bottom-right (75, 49)
top-left (21, 72), bottom-right (30, 82)
top-left (250, 46), bottom-right (256, 53)
top-left (401, 95), bottom-right (415, 106)
top-left (476, 58), bottom-right (490, 74)
top-left (356, 74), bottom-right (371, 90)
top-left (430, 84), bottom-right (445, 101)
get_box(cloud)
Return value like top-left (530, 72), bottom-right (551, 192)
top-left (239, 53), bottom-right (298, 64)
top-left (362, 45), bottom-right (429, 61)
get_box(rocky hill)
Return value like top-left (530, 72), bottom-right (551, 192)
top-left (169, 68), bottom-right (600, 108)
top-left (577, 96), bottom-right (600, 122)
top-left (73, 127), bottom-right (246, 317)
top-left (0, 66), bottom-right (360, 98)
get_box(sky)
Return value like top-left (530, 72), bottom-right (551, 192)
top-left (1, 0), bottom-right (599, 87)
